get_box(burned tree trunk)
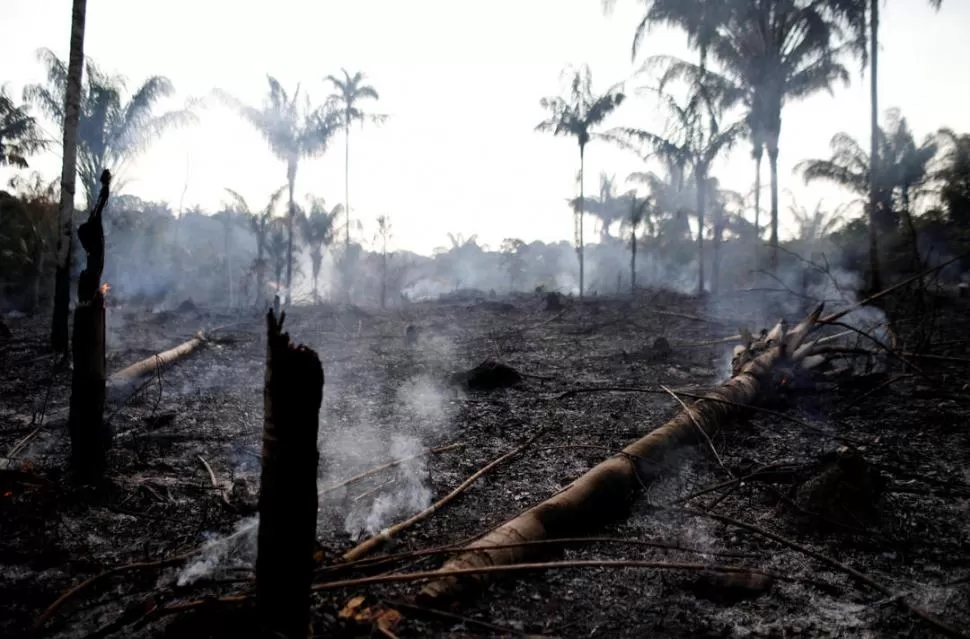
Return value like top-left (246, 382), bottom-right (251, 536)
top-left (419, 307), bottom-right (824, 603)
top-left (257, 309), bottom-right (324, 638)
top-left (105, 333), bottom-right (206, 400)
top-left (68, 169), bottom-right (110, 482)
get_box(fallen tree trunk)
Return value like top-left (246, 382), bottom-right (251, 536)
top-left (257, 308), bottom-right (324, 638)
top-left (419, 307), bottom-right (823, 603)
top-left (68, 170), bottom-right (110, 482)
top-left (105, 332), bottom-right (206, 400)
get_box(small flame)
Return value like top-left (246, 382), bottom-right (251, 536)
top-left (99, 282), bottom-right (111, 296)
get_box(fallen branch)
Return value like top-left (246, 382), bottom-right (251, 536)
top-left (418, 307), bottom-right (825, 603)
top-left (106, 333), bottom-right (207, 400)
top-left (554, 385), bottom-right (860, 447)
top-left (341, 430), bottom-right (545, 562)
top-left (159, 559), bottom-right (834, 615)
top-left (320, 443), bottom-right (465, 496)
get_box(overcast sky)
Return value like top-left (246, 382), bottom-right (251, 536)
top-left (2, 0), bottom-right (968, 255)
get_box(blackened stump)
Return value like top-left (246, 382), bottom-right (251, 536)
top-left (68, 169), bottom-right (110, 482)
top-left (258, 309), bottom-right (324, 638)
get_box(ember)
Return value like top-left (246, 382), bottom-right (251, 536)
top-left (99, 282), bottom-right (111, 296)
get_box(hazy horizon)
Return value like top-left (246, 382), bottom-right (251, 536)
top-left (2, 0), bottom-right (968, 257)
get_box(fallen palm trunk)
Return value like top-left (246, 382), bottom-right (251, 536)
top-left (419, 306), bottom-right (824, 603)
top-left (68, 170), bottom-right (111, 482)
top-left (257, 309), bottom-right (324, 638)
top-left (105, 332), bottom-right (207, 400)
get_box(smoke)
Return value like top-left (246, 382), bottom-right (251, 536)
top-left (175, 515), bottom-right (258, 586)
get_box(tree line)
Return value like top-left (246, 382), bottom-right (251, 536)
top-left (2, 0), bottom-right (969, 352)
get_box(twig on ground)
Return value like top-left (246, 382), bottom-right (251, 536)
top-left (341, 430), bottom-right (546, 562)
top-left (319, 443), bottom-right (464, 496)
top-left (554, 385), bottom-right (861, 447)
top-left (660, 385), bottom-right (733, 478)
top-left (158, 560), bottom-right (836, 615)
top-left (318, 535), bottom-right (765, 577)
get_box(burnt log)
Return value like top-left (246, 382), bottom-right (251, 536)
top-left (257, 308), bottom-right (324, 638)
top-left (106, 333), bottom-right (206, 400)
top-left (68, 169), bottom-right (110, 482)
top-left (419, 306), bottom-right (825, 603)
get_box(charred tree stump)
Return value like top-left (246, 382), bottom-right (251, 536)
top-left (257, 309), bottom-right (324, 638)
top-left (68, 170), bottom-right (110, 482)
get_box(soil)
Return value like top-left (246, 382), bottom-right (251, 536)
top-left (1, 289), bottom-right (969, 638)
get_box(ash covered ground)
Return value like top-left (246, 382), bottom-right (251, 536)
top-left (1, 290), bottom-right (969, 638)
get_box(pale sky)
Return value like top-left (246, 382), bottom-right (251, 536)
top-left (2, 0), bottom-right (968, 255)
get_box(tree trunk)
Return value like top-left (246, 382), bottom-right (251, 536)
top-left (285, 164), bottom-right (296, 307)
top-left (106, 332), bottom-right (206, 400)
top-left (577, 143), bottom-right (585, 300)
top-left (51, 0), bottom-right (87, 357)
top-left (753, 145), bottom-right (763, 239)
top-left (345, 120), bottom-right (351, 249)
top-left (768, 144), bottom-right (780, 269)
top-left (68, 170), bottom-right (110, 482)
top-left (867, 0), bottom-right (882, 292)
top-left (696, 168), bottom-right (706, 295)
top-left (419, 311), bottom-right (822, 603)
top-left (258, 309), bottom-right (324, 639)
top-left (381, 247), bottom-right (387, 310)
top-left (256, 229), bottom-right (266, 306)
top-left (713, 220), bottom-right (723, 296)
top-left (630, 224), bottom-right (637, 296)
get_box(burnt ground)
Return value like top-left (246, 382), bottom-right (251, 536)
top-left (1, 289), bottom-right (969, 638)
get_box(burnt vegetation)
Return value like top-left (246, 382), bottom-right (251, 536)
top-left (2, 1), bottom-right (970, 638)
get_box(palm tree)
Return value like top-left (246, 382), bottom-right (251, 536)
top-left (1, 86), bottom-right (48, 168)
top-left (324, 69), bottom-right (384, 249)
top-left (608, 84), bottom-right (745, 294)
top-left (624, 193), bottom-right (653, 294)
top-left (374, 214), bottom-right (392, 309)
top-left (25, 49), bottom-right (196, 209)
top-left (50, 0), bottom-right (87, 357)
top-left (217, 76), bottom-right (339, 305)
top-left (649, 0), bottom-right (855, 268)
top-left (298, 196), bottom-right (342, 303)
top-left (796, 109), bottom-right (937, 234)
top-left (265, 217), bottom-right (289, 296)
top-left (936, 128), bottom-right (970, 228)
top-left (852, 0), bottom-right (943, 289)
top-left (224, 186), bottom-right (286, 304)
top-left (536, 65), bottom-right (625, 299)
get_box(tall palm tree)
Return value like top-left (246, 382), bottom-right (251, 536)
top-left (624, 192), bottom-right (653, 294)
top-left (536, 65), bottom-right (625, 299)
top-left (217, 76), bottom-right (339, 305)
top-left (608, 84), bottom-right (745, 294)
top-left (265, 217), bottom-right (289, 296)
top-left (25, 50), bottom-right (196, 209)
top-left (224, 186), bottom-right (286, 304)
top-left (649, 0), bottom-right (855, 267)
top-left (1, 86), bottom-right (48, 168)
top-left (298, 196), bottom-right (341, 303)
top-left (857, 0), bottom-right (942, 289)
top-left (324, 69), bottom-right (384, 248)
top-left (50, 0), bottom-right (87, 357)
top-left (375, 214), bottom-right (392, 309)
